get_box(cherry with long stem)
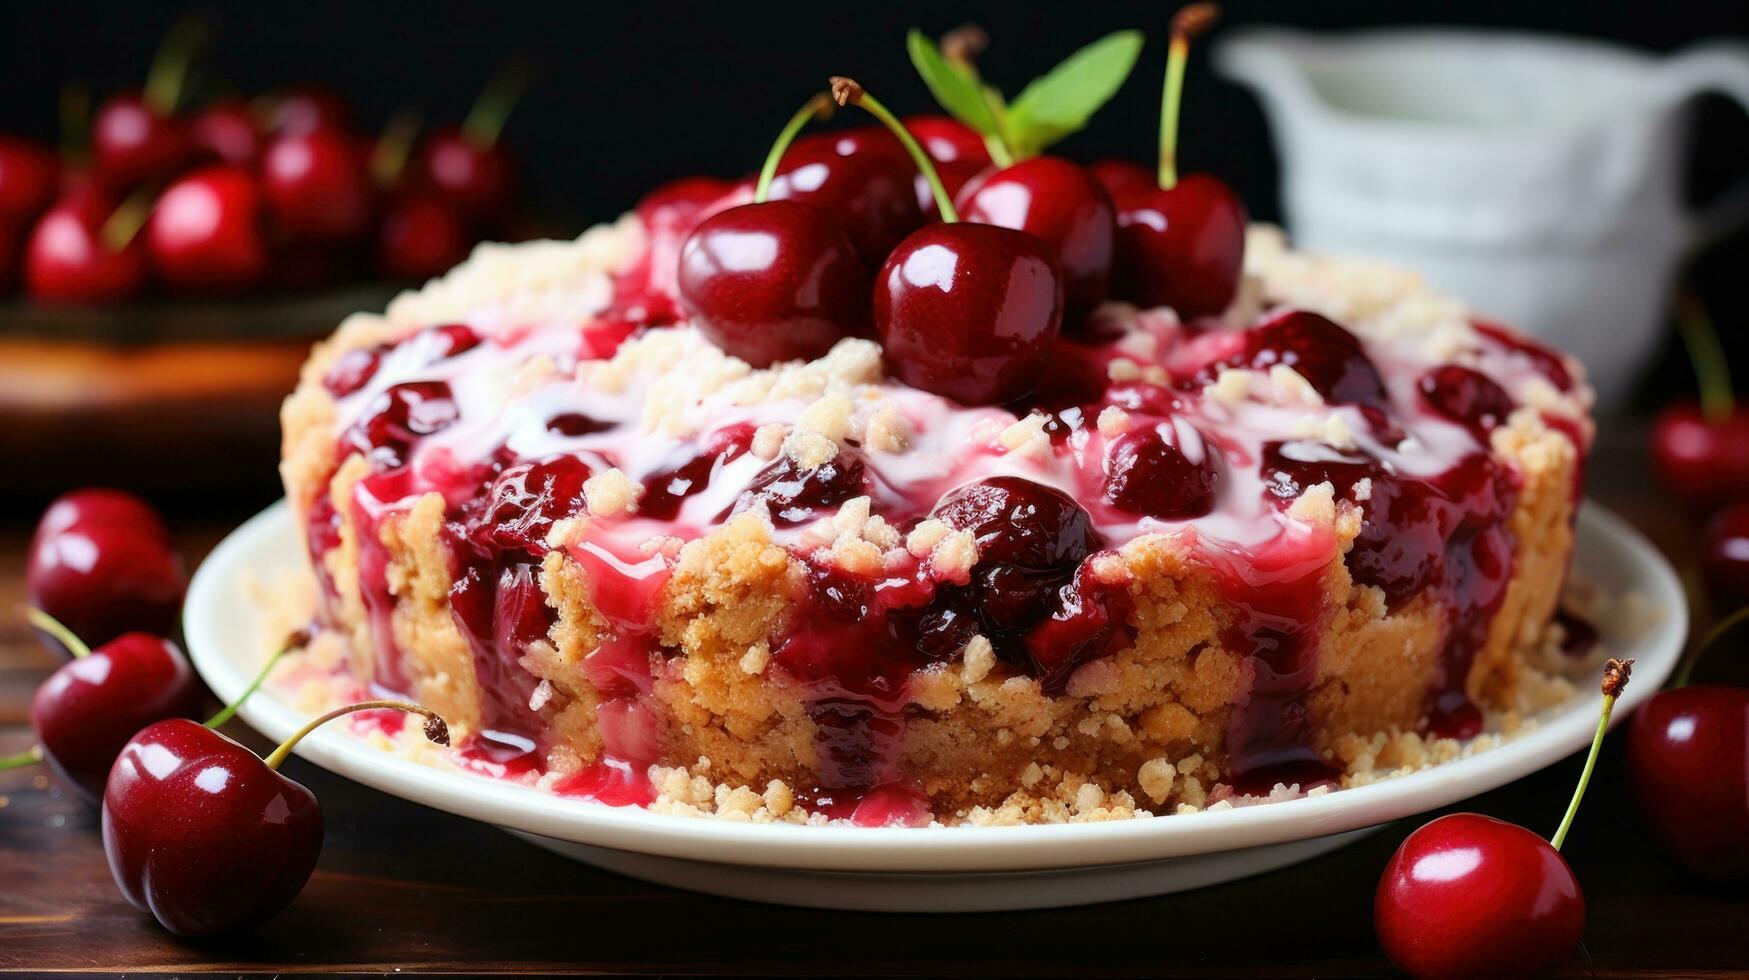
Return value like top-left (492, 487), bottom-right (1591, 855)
top-left (752, 93), bottom-right (834, 203)
top-left (1551, 657), bottom-right (1633, 849)
top-left (1155, 3), bottom-right (1218, 190)
top-left (830, 77), bottom-right (958, 223)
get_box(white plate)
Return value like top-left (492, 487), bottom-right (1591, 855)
top-left (185, 501), bottom-right (1684, 911)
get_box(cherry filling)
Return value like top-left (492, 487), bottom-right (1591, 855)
top-left (342, 380), bottom-right (460, 469)
top-left (1226, 311), bottom-right (1390, 411)
top-left (445, 455), bottom-right (592, 744)
top-left (1419, 365), bottom-right (1515, 439)
top-left (731, 451), bottom-right (870, 527)
top-left (1103, 422), bottom-right (1220, 519)
top-left (634, 423), bottom-right (757, 521)
top-left (1260, 441), bottom-right (1521, 744)
top-left (322, 344), bottom-right (387, 397)
top-left (1474, 320), bottom-right (1574, 393)
top-left (321, 323), bottom-right (482, 399)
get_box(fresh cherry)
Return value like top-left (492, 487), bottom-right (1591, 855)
top-left (1375, 658), bottom-right (1631, 980)
top-left (28, 627), bottom-right (202, 800)
top-left (956, 156), bottom-right (1116, 323)
top-left (417, 126), bottom-right (514, 220)
top-left (1088, 158), bottom-right (1155, 200)
top-left (1111, 6), bottom-right (1246, 319)
top-left (22, 187), bottom-right (147, 303)
top-left (190, 99), bottom-right (262, 166)
top-left (262, 129), bottom-right (373, 242)
top-left (263, 85), bottom-right (352, 137)
top-left (767, 135), bottom-right (922, 265)
top-left (1628, 683), bottom-right (1749, 879)
top-left (103, 702), bottom-right (448, 937)
top-left (146, 165), bottom-right (268, 291)
top-left (1650, 402), bottom-right (1749, 508)
top-left (91, 93), bottom-right (189, 189)
top-left (27, 488), bottom-right (185, 651)
top-left (904, 114), bottom-right (990, 166)
top-left (377, 192), bottom-right (469, 280)
top-left (679, 200), bottom-right (866, 366)
top-left (1702, 502), bottom-right (1749, 600)
top-left (0, 136), bottom-right (58, 221)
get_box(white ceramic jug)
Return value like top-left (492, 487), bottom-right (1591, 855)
top-left (1215, 28), bottom-right (1749, 412)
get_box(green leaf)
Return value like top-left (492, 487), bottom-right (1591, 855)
top-left (1006, 30), bottom-right (1144, 157)
top-left (907, 29), bottom-right (1002, 138)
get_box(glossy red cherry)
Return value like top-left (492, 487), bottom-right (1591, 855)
top-left (1113, 174), bottom-right (1247, 319)
top-left (103, 704), bottom-right (447, 937)
top-left (22, 189), bottom-right (146, 303)
top-left (91, 92), bottom-right (190, 189)
top-left (146, 165), bottom-right (267, 291)
top-left (1376, 813), bottom-right (1585, 980)
top-left (1088, 158), bottom-right (1155, 200)
top-left (1702, 502), bottom-right (1749, 600)
top-left (768, 137), bottom-right (923, 265)
top-left (678, 200), bottom-right (867, 367)
top-left (1111, 6), bottom-right (1246, 319)
top-left (190, 100), bottom-right (262, 166)
top-left (1420, 364), bottom-right (1516, 439)
top-left (378, 192), bottom-right (469, 280)
top-left (1229, 310), bottom-right (1389, 410)
top-left (261, 129), bottom-right (372, 242)
top-left (904, 115), bottom-right (990, 165)
top-left (0, 136), bottom-right (58, 220)
top-left (417, 126), bottom-right (515, 220)
top-left (1375, 658), bottom-right (1630, 979)
top-left (30, 631), bottom-right (202, 800)
top-left (1650, 403), bottom-right (1749, 508)
top-left (1629, 684), bottom-right (1749, 879)
top-left (263, 85), bottom-right (352, 137)
top-left (875, 222), bottom-right (1064, 405)
top-left (27, 488), bottom-right (186, 650)
top-left (957, 156), bottom-right (1116, 323)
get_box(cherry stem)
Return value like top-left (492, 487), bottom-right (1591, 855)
top-left (1675, 292), bottom-right (1736, 422)
top-left (753, 93), bottom-right (834, 205)
top-left (0, 745), bottom-right (43, 772)
top-left (939, 25), bottom-right (1016, 167)
top-left (1672, 603), bottom-right (1749, 689)
top-left (25, 608), bottom-right (89, 659)
top-left (371, 109), bottom-right (423, 190)
top-left (1158, 3), bottom-right (1218, 190)
top-left (461, 58), bottom-right (533, 148)
top-left (830, 76), bottom-right (959, 223)
top-left (203, 630), bottom-right (309, 730)
top-left (1550, 658), bottom-right (1633, 851)
top-left (143, 16), bottom-right (209, 116)
top-left (99, 187), bottom-right (156, 254)
top-left (262, 700), bottom-right (449, 772)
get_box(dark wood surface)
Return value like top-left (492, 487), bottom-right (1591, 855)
top-left (1, 434), bottom-right (1744, 978)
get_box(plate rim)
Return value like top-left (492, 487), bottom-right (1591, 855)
top-left (185, 499), bottom-right (1685, 874)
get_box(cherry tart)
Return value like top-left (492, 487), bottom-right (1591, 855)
top-left (275, 199), bottom-right (1593, 825)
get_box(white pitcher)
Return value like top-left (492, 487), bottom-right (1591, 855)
top-left (1215, 28), bottom-right (1749, 412)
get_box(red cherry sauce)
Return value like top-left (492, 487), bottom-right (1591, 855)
top-left (1474, 319), bottom-right (1574, 393)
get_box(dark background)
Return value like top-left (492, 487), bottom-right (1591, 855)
top-left (3, 0), bottom-right (1747, 419)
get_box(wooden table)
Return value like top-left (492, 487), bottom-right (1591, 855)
top-left (2, 434), bottom-right (1744, 978)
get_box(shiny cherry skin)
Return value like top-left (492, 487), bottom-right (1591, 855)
top-left (91, 92), bottom-right (190, 189)
top-left (0, 216), bottom-right (17, 290)
top-left (264, 85), bottom-right (351, 137)
top-left (22, 189), bottom-right (146, 303)
top-left (1649, 402), bottom-right (1749, 508)
top-left (1103, 423), bottom-right (1220, 519)
top-left (957, 156), bottom-right (1116, 324)
top-left (1112, 173), bottom-right (1247, 319)
top-left (874, 222), bottom-right (1064, 405)
top-left (417, 127), bottom-right (514, 220)
top-left (1702, 501), bottom-right (1749, 600)
top-left (146, 165), bottom-right (267, 291)
top-left (262, 129), bottom-right (373, 241)
top-left (31, 633), bottom-right (203, 800)
top-left (678, 200), bottom-right (868, 367)
top-left (1375, 812), bottom-right (1585, 980)
top-left (190, 100), bottom-right (262, 166)
top-left (905, 115), bottom-right (990, 166)
top-left (103, 719), bottom-right (322, 937)
top-left (378, 192), bottom-right (469, 280)
top-left (768, 138), bottom-right (923, 264)
top-left (0, 136), bottom-right (58, 220)
top-left (1088, 158), bottom-right (1155, 200)
top-left (1628, 685), bottom-right (1749, 879)
top-left (27, 488), bottom-right (186, 650)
